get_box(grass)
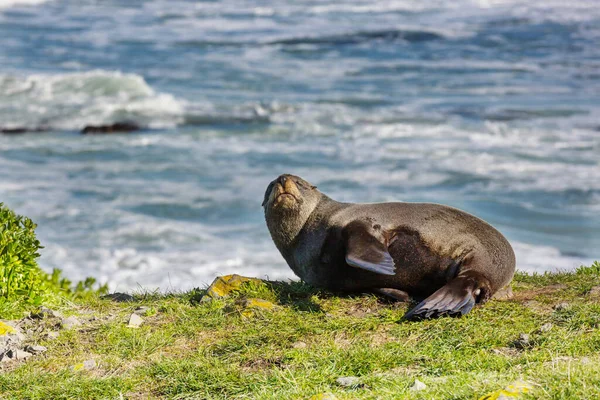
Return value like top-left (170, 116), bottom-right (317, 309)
top-left (2, 262), bottom-right (600, 399)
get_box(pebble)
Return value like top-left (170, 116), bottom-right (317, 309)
top-left (133, 306), bottom-right (151, 316)
top-left (61, 316), bottom-right (81, 329)
top-left (31, 306), bottom-right (62, 319)
top-left (410, 379), bottom-right (427, 391)
top-left (1, 349), bottom-right (33, 362)
top-left (292, 341), bottom-right (307, 349)
top-left (589, 286), bottom-right (600, 297)
top-left (71, 359), bottom-right (96, 371)
top-left (336, 376), bottom-right (362, 388)
top-left (127, 313), bottom-right (144, 328)
top-left (25, 345), bottom-right (47, 354)
top-left (46, 331), bottom-right (60, 340)
top-left (539, 323), bottom-right (553, 333)
top-left (513, 333), bottom-right (530, 349)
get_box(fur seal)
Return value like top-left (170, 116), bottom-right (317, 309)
top-left (263, 174), bottom-right (515, 319)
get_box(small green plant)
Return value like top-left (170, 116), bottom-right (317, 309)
top-left (0, 203), bottom-right (107, 318)
top-left (0, 203), bottom-right (45, 303)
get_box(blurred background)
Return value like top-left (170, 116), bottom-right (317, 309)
top-left (0, 0), bottom-right (598, 292)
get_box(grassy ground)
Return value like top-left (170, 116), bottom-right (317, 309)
top-left (2, 263), bottom-right (600, 399)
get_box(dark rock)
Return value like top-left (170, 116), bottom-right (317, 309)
top-left (553, 302), bottom-right (570, 311)
top-left (101, 292), bottom-right (134, 302)
top-left (0, 127), bottom-right (49, 135)
top-left (81, 122), bottom-right (140, 134)
top-left (512, 333), bottom-right (531, 349)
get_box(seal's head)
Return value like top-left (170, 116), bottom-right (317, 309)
top-left (263, 174), bottom-right (321, 247)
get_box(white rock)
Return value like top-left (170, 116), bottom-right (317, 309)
top-left (127, 313), bottom-right (144, 328)
top-left (336, 376), bottom-right (361, 387)
top-left (411, 379), bottom-right (427, 391)
top-left (25, 345), bottom-right (47, 354)
top-left (61, 316), bottom-right (81, 329)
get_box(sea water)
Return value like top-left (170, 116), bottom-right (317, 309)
top-left (0, 0), bottom-right (598, 291)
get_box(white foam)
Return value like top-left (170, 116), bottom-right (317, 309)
top-left (0, 70), bottom-right (186, 130)
top-left (0, 0), bottom-right (47, 9)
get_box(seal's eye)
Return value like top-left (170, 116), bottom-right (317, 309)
top-left (262, 182), bottom-right (275, 207)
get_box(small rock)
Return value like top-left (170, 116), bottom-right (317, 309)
top-left (589, 286), bottom-right (600, 297)
top-left (553, 302), bottom-right (570, 311)
top-left (492, 285), bottom-right (514, 300)
top-left (292, 341), bottom-right (307, 349)
top-left (31, 306), bottom-right (63, 319)
top-left (25, 345), bottom-right (47, 354)
top-left (127, 313), bottom-right (144, 328)
top-left (513, 333), bottom-right (530, 349)
top-left (539, 323), bottom-right (553, 333)
top-left (5, 349), bottom-right (33, 361)
top-left (0, 321), bottom-right (25, 347)
top-left (202, 274), bottom-right (262, 301)
top-left (46, 331), bottom-right (60, 340)
top-left (410, 379), bottom-right (427, 391)
top-left (71, 359), bottom-right (96, 371)
top-left (335, 376), bottom-right (362, 388)
top-left (61, 316), bottom-right (81, 329)
top-left (133, 306), bottom-right (150, 316)
top-left (101, 292), bottom-right (134, 302)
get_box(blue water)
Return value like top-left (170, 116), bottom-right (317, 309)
top-left (1, 0), bottom-right (599, 291)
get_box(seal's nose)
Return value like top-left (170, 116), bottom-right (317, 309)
top-left (278, 175), bottom-right (288, 186)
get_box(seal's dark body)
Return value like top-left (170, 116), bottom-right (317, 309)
top-left (277, 198), bottom-right (515, 315)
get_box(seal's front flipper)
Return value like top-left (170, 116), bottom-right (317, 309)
top-left (404, 273), bottom-right (489, 320)
top-left (344, 221), bottom-right (395, 276)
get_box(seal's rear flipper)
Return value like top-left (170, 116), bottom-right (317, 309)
top-left (404, 273), bottom-right (489, 320)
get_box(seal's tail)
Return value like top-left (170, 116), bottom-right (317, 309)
top-left (404, 272), bottom-right (491, 320)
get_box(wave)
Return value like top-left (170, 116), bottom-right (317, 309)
top-left (268, 29), bottom-right (444, 46)
top-left (0, 70), bottom-right (277, 131)
top-left (0, 0), bottom-right (47, 9)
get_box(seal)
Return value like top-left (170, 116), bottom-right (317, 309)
top-left (263, 174), bottom-right (516, 319)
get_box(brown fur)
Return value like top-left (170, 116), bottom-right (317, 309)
top-left (263, 174), bottom-right (516, 312)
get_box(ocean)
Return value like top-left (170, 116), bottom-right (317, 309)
top-left (0, 0), bottom-right (598, 292)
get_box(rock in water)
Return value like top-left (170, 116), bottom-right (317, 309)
top-left (81, 122), bottom-right (140, 134)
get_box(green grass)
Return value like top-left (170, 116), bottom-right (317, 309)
top-left (2, 262), bottom-right (600, 399)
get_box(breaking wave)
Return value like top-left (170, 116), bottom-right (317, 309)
top-left (0, 70), bottom-right (276, 131)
